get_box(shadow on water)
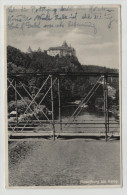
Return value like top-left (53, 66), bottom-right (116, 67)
top-left (60, 104), bottom-right (119, 122)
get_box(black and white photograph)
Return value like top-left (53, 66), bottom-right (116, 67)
top-left (5, 5), bottom-right (121, 187)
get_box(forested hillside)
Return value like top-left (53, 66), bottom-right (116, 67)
top-left (7, 45), bottom-right (82, 73)
top-left (82, 65), bottom-right (118, 73)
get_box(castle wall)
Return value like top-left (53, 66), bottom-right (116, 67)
top-left (47, 42), bottom-right (76, 57)
top-left (47, 50), bottom-right (60, 56)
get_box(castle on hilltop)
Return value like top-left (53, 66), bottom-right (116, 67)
top-left (47, 41), bottom-right (76, 57)
top-left (27, 41), bottom-right (76, 58)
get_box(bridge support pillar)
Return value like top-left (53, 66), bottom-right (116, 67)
top-left (103, 75), bottom-right (109, 141)
top-left (51, 75), bottom-right (55, 140)
top-left (15, 79), bottom-right (18, 128)
top-left (58, 77), bottom-right (62, 133)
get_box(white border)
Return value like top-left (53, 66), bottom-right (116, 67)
top-left (0, 0), bottom-right (127, 194)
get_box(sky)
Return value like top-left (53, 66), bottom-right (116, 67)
top-left (6, 5), bottom-right (120, 69)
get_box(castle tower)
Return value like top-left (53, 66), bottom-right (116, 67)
top-left (27, 46), bottom-right (32, 53)
top-left (37, 47), bottom-right (41, 52)
top-left (62, 41), bottom-right (68, 47)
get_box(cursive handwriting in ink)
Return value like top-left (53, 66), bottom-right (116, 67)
top-left (68, 21), bottom-right (97, 34)
top-left (34, 13), bottom-right (52, 21)
top-left (8, 22), bottom-right (18, 29)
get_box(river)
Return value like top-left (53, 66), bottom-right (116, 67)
top-left (54, 105), bottom-right (120, 134)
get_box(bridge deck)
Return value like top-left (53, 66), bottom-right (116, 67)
top-left (8, 131), bottom-right (120, 140)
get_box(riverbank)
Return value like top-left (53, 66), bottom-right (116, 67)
top-left (8, 139), bottom-right (121, 187)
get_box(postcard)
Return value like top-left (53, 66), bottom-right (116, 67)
top-left (5, 4), bottom-right (121, 188)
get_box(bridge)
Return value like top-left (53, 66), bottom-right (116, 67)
top-left (7, 72), bottom-right (120, 141)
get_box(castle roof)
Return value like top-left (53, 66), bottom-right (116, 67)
top-left (37, 47), bottom-right (41, 52)
top-left (62, 41), bottom-right (68, 47)
top-left (48, 41), bottom-right (75, 51)
top-left (27, 46), bottom-right (32, 53)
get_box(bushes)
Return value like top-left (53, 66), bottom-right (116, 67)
top-left (8, 97), bottom-right (33, 115)
top-left (8, 97), bottom-right (50, 121)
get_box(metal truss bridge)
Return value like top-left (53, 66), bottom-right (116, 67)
top-left (7, 72), bottom-right (120, 141)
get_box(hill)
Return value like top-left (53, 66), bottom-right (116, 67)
top-left (7, 45), bottom-right (83, 73)
top-left (82, 64), bottom-right (118, 73)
